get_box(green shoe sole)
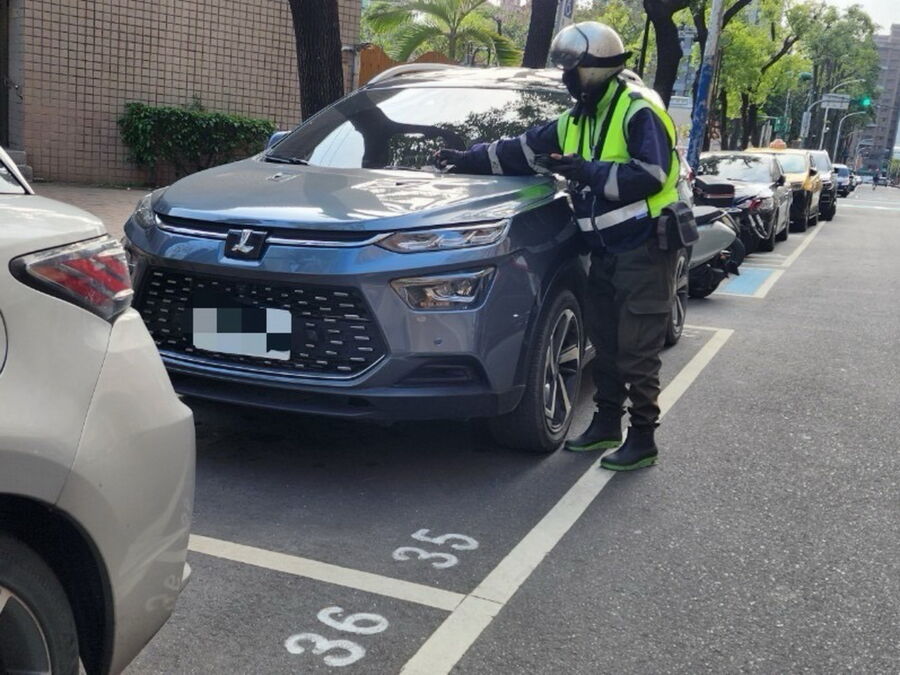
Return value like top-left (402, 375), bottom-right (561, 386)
top-left (564, 439), bottom-right (622, 453)
top-left (600, 455), bottom-right (658, 471)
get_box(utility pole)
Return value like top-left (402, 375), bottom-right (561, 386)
top-left (686, 0), bottom-right (725, 170)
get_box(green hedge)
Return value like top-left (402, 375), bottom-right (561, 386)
top-left (118, 100), bottom-right (277, 182)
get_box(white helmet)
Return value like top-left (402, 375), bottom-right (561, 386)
top-left (549, 22), bottom-right (630, 93)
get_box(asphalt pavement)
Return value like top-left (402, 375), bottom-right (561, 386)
top-left (41, 183), bottom-right (900, 674)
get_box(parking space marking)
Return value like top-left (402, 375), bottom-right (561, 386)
top-left (189, 535), bottom-right (464, 611)
top-left (716, 267), bottom-right (785, 298)
top-left (400, 328), bottom-right (734, 675)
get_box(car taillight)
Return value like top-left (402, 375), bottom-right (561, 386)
top-left (747, 198), bottom-right (762, 211)
top-left (11, 236), bottom-right (133, 322)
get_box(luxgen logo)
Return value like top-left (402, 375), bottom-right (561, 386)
top-left (224, 229), bottom-right (268, 260)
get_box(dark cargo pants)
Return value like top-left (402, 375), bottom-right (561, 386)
top-left (585, 240), bottom-right (679, 429)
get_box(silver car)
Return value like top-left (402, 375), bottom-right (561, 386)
top-left (0, 147), bottom-right (195, 674)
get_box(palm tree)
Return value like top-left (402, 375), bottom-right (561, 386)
top-left (365, 0), bottom-right (522, 66)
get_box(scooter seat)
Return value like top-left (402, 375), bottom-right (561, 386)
top-left (693, 205), bottom-right (725, 226)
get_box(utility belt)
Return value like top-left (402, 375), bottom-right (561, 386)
top-left (576, 198), bottom-right (698, 251)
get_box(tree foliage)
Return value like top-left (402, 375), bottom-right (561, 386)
top-left (364, 0), bottom-right (522, 65)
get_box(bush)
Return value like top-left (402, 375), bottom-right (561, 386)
top-left (118, 100), bottom-right (277, 183)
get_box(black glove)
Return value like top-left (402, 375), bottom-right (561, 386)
top-left (550, 153), bottom-right (588, 182)
top-left (434, 148), bottom-right (476, 173)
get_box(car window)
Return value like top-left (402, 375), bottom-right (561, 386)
top-left (0, 162), bottom-right (26, 194)
top-left (775, 153), bottom-right (808, 173)
top-left (698, 155), bottom-right (773, 183)
top-left (836, 166), bottom-right (850, 177)
top-left (268, 87), bottom-right (572, 171)
top-left (810, 152), bottom-right (832, 172)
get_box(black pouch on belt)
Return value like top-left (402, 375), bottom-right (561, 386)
top-left (657, 201), bottom-right (699, 251)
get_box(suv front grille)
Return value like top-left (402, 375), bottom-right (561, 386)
top-left (135, 268), bottom-right (386, 377)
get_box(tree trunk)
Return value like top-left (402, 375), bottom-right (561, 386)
top-left (522, 0), bottom-right (559, 68)
top-left (645, 0), bottom-right (688, 107)
top-left (739, 92), bottom-right (751, 149)
top-left (288, 0), bottom-right (345, 121)
top-left (748, 103), bottom-right (760, 147)
top-left (719, 88), bottom-right (728, 150)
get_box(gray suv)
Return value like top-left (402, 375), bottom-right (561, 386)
top-left (125, 67), bottom-right (665, 452)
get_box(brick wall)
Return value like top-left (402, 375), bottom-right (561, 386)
top-left (19, 0), bottom-right (360, 184)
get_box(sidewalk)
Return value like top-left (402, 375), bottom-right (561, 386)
top-left (33, 183), bottom-right (144, 239)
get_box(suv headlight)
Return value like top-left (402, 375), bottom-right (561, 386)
top-left (379, 220), bottom-right (510, 253)
top-left (131, 189), bottom-right (166, 229)
top-left (392, 268), bottom-right (495, 310)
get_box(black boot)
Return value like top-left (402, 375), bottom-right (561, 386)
top-left (565, 413), bottom-right (623, 452)
top-left (600, 427), bottom-right (658, 471)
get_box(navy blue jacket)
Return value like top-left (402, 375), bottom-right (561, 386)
top-left (458, 105), bottom-right (674, 253)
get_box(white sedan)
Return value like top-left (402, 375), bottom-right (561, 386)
top-left (0, 147), bottom-right (195, 674)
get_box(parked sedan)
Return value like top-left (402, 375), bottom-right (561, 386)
top-left (124, 66), bottom-right (713, 453)
top-left (746, 148), bottom-right (821, 232)
top-left (0, 147), bottom-right (195, 674)
top-left (809, 150), bottom-right (837, 220)
top-left (696, 152), bottom-right (791, 253)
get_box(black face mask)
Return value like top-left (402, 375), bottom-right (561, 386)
top-left (563, 70), bottom-right (613, 122)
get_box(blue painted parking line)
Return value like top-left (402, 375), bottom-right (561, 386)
top-left (716, 266), bottom-right (783, 298)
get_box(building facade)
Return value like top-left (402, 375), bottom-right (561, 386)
top-left (1, 0), bottom-right (361, 184)
top-left (868, 24), bottom-right (900, 172)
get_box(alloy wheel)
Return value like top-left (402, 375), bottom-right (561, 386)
top-left (671, 254), bottom-right (689, 339)
top-left (542, 308), bottom-right (581, 434)
top-left (0, 585), bottom-right (52, 675)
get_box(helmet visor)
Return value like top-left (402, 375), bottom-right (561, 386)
top-left (549, 25), bottom-right (590, 71)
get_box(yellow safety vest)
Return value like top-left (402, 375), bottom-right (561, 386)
top-left (556, 80), bottom-right (680, 229)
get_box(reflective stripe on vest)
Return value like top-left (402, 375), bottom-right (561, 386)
top-left (556, 80), bottom-right (680, 231)
top-left (576, 201), bottom-right (649, 233)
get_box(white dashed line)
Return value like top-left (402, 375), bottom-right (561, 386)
top-left (400, 328), bottom-right (734, 674)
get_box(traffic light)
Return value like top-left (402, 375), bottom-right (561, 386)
top-left (857, 95), bottom-right (872, 107)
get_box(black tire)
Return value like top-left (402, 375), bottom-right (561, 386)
top-left (791, 196), bottom-right (809, 233)
top-left (0, 534), bottom-right (79, 675)
top-left (776, 212), bottom-right (789, 241)
top-left (758, 215), bottom-right (777, 252)
top-left (821, 202), bottom-right (836, 221)
top-left (665, 248), bottom-right (689, 346)
top-left (489, 289), bottom-right (583, 453)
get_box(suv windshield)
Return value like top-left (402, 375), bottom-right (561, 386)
top-left (267, 86), bottom-right (571, 171)
top-left (699, 155), bottom-right (772, 183)
top-left (836, 166), bottom-right (850, 176)
top-left (775, 153), bottom-right (807, 173)
top-left (810, 152), bottom-right (832, 172)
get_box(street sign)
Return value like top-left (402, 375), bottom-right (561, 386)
top-left (553, 0), bottom-right (575, 33)
top-left (800, 111), bottom-right (811, 138)
top-left (822, 93), bottom-right (851, 110)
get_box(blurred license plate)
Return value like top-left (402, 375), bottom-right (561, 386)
top-left (192, 307), bottom-right (292, 361)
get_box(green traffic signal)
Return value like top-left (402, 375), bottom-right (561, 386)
top-left (860, 96), bottom-right (872, 107)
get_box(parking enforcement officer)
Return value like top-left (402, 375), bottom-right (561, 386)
top-left (435, 22), bottom-right (682, 470)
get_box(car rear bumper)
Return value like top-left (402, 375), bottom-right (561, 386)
top-left (56, 310), bottom-right (195, 673)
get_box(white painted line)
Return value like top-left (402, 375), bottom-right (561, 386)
top-left (683, 323), bottom-right (728, 332)
top-left (189, 535), bottom-right (465, 611)
top-left (750, 268), bottom-right (784, 298)
top-left (780, 223), bottom-right (825, 268)
top-left (839, 203), bottom-right (900, 211)
top-left (400, 328), bottom-right (734, 675)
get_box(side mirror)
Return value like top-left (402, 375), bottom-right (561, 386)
top-left (266, 130), bottom-right (290, 150)
top-left (809, 167), bottom-right (818, 176)
top-left (776, 175), bottom-right (786, 186)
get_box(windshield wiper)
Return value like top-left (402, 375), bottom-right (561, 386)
top-left (379, 165), bottom-right (428, 172)
top-left (264, 155), bottom-right (309, 165)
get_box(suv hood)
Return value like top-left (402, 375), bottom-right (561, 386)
top-left (155, 158), bottom-right (559, 232)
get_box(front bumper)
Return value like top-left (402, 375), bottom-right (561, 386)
top-left (55, 310), bottom-right (195, 673)
top-left (124, 219), bottom-right (568, 420)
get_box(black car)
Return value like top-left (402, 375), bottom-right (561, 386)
top-left (695, 152), bottom-right (792, 253)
